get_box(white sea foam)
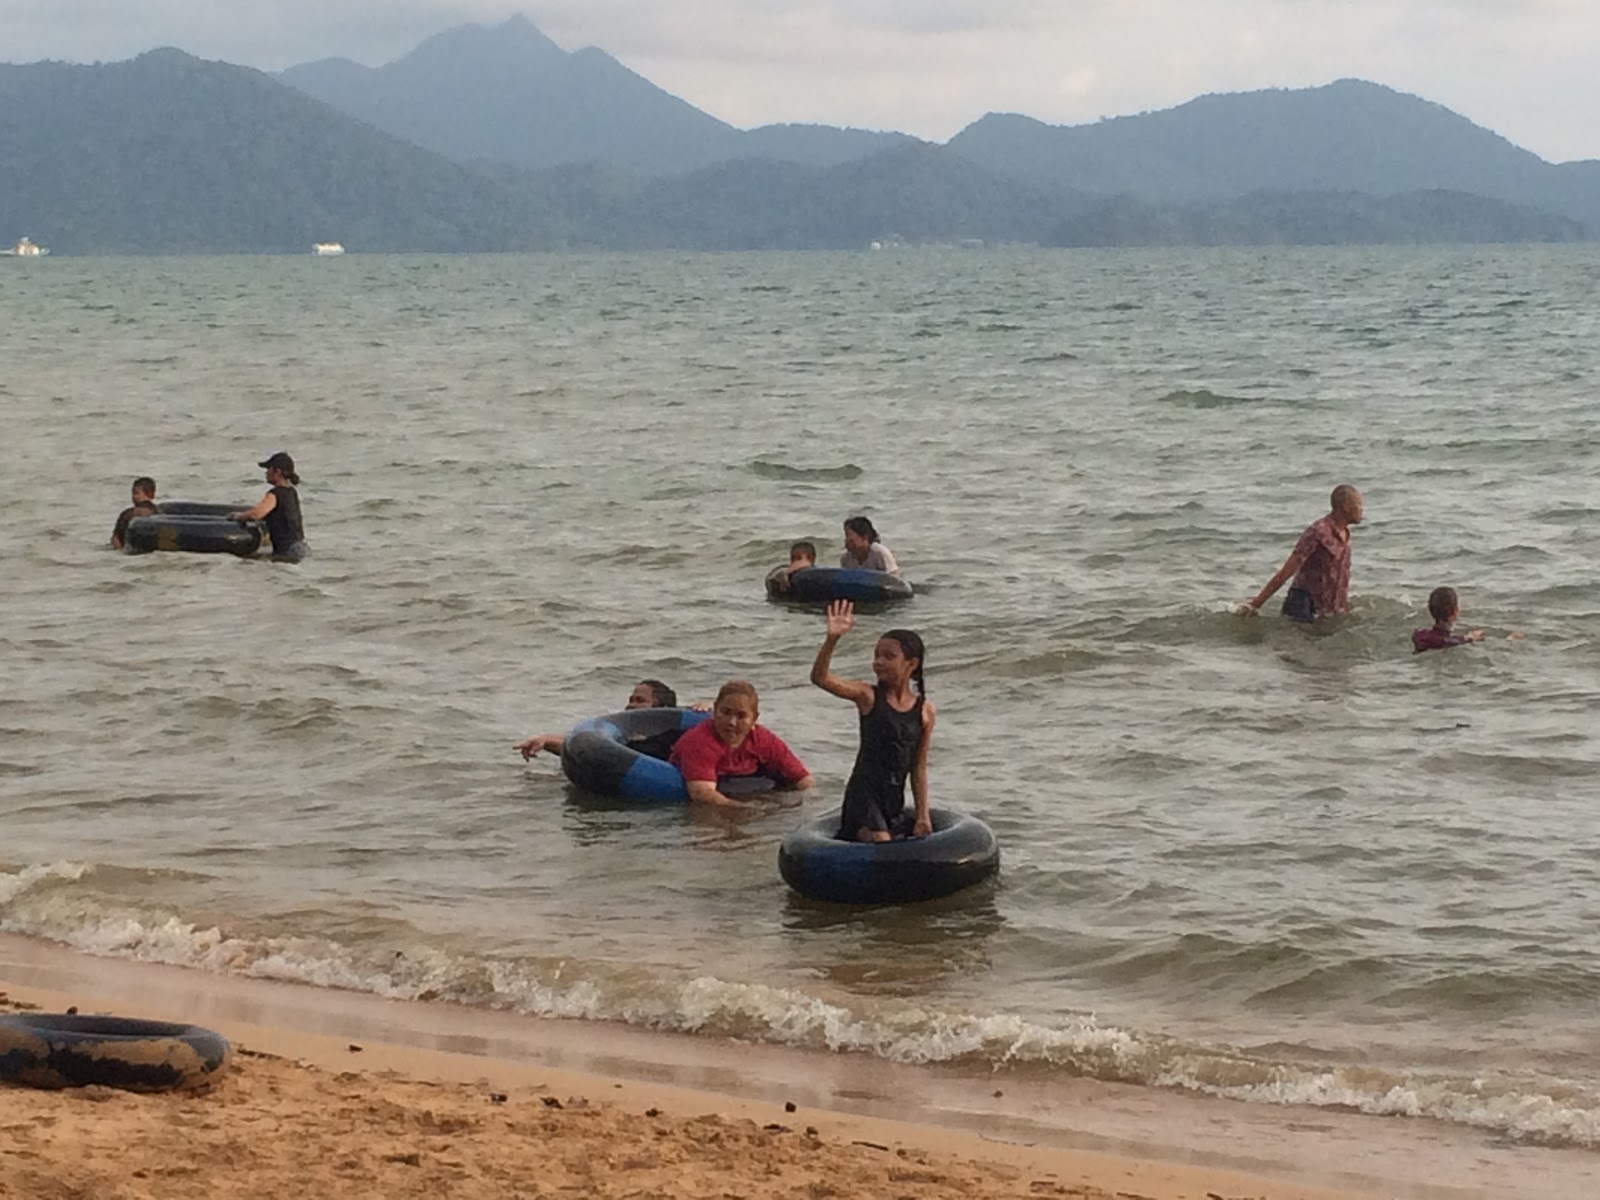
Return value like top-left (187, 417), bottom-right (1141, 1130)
top-left (6, 860), bottom-right (1600, 1148)
top-left (0, 861), bottom-right (88, 905)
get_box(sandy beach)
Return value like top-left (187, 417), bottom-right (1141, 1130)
top-left (0, 957), bottom-right (1394, 1200)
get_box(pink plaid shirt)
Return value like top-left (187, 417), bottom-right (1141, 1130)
top-left (1291, 516), bottom-right (1351, 616)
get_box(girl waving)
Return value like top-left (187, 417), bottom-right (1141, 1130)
top-left (810, 600), bottom-right (934, 842)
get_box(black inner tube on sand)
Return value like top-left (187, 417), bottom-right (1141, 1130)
top-left (0, 1013), bottom-right (231, 1092)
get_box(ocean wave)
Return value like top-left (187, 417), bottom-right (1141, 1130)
top-left (1154, 388), bottom-right (1269, 408)
top-left (5, 860), bottom-right (1600, 1147)
top-left (745, 460), bottom-right (864, 482)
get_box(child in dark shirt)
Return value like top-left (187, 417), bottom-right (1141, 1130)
top-left (1412, 587), bottom-right (1485, 653)
top-left (110, 476), bottom-right (158, 549)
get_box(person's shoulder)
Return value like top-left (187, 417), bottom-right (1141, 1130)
top-left (748, 724), bottom-right (788, 749)
top-left (675, 719), bottom-right (716, 745)
top-left (668, 719), bottom-right (712, 756)
top-left (1298, 515), bottom-right (1338, 546)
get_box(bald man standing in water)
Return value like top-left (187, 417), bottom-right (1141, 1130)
top-left (1240, 484), bottom-right (1364, 622)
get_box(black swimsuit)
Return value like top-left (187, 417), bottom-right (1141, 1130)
top-left (839, 684), bottom-right (924, 839)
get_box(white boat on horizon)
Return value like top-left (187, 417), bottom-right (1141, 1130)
top-left (2, 237), bottom-right (49, 257)
top-left (312, 242), bottom-right (346, 256)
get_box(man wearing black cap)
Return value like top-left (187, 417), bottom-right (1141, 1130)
top-left (230, 452), bottom-right (308, 562)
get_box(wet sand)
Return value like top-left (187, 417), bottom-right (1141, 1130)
top-left (2, 935), bottom-right (1594, 1199)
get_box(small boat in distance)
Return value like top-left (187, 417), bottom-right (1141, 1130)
top-left (311, 242), bottom-right (346, 256)
top-left (1, 237), bottom-right (49, 257)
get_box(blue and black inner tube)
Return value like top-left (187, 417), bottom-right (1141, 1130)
top-left (766, 565), bottom-right (913, 605)
top-left (0, 1013), bottom-right (231, 1092)
top-left (125, 515), bottom-right (262, 556)
top-left (560, 707), bottom-right (781, 803)
top-left (778, 807), bottom-right (999, 904)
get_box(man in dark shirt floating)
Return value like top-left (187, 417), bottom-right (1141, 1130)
top-left (1241, 483), bottom-right (1363, 622)
top-left (109, 476), bottom-right (159, 549)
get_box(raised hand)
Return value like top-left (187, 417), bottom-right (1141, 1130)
top-left (824, 599), bottom-right (855, 639)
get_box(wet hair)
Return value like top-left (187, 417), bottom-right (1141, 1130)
top-left (278, 466), bottom-right (301, 486)
top-left (1330, 483), bottom-right (1360, 512)
top-left (880, 629), bottom-right (927, 697)
top-left (638, 679), bottom-right (677, 707)
top-left (844, 516), bottom-right (879, 543)
top-left (790, 540), bottom-right (816, 561)
top-left (132, 476), bottom-right (156, 495)
top-left (1427, 587), bottom-right (1459, 624)
top-left (714, 679), bottom-right (759, 709)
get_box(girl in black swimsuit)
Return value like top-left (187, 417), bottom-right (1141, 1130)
top-left (809, 600), bottom-right (936, 842)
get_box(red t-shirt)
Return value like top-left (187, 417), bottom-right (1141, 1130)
top-left (669, 721), bottom-right (808, 786)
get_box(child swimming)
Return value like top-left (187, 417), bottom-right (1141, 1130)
top-left (1412, 586), bottom-right (1486, 653)
top-left (809, 600), bottom-right (934, 842)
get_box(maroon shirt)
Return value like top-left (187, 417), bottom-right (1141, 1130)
top-left (1413, 625), bottom-right (1470, 653)
top-left (1291, 516), bottom-right (1351, 616)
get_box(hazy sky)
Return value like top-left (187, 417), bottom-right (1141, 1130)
top-left (8, 1), bottom-right (1598, 162)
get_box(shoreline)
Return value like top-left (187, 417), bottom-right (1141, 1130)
top-left (4, 934), bottom-right (1594, 1198)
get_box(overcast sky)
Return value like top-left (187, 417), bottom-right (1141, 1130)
top-left (7, 1), bottom-right (1598, 162)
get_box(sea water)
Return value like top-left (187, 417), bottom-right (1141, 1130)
top-left (1, 246), bottom-right (1597, 1149)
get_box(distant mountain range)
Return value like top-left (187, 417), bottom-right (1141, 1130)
top-left (278, 16), bottom-right (914, 175)
top-left (1, 15), bottom-right (1595, 253)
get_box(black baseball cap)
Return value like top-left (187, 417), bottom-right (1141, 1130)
top-left (258, 451), bottom-right (295, 472)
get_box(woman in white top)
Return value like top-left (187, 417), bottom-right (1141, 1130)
top-left (840, 515), bottom-right (900, 575)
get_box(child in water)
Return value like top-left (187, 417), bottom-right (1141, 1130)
top-left (765, 540), bottom-right (817, 594)
top-left (1412, 586), bottom-right (1486, 653)
top-left (810, 600), bottom-right (934, 842)
top-left (109, 476), bottom-right (158, 549)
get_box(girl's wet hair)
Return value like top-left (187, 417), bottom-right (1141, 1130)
top-left (1427, 587), bottom-right (1458, 624)
top-left (881, 629), bottom-right (927, 696)
top-left (715, 679), bottom-right (759, 708)
top-left (843, 516), bottom-right (879, 543)
top-left (638, 679), bottom-right (677, 707)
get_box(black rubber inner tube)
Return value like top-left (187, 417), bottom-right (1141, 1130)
top-left (778, 807), bottom-right (1000, 905)
top-left (125, 515), bottom-right (262, 556)
top-left (0, 1013), bottom-right (231, 1092)
top-left (767, 566), bottom-right (913, 604)
top-left (157, 501), bottom-right (251, 518)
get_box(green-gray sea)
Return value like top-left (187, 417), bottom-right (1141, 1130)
top-left (2, 246), bottom-right (1598, 1147)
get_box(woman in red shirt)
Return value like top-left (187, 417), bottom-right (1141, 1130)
top-left (668, 681), bottom-right (813, 808)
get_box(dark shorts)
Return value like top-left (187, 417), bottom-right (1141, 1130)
top-left (1282, 586), bottom-right (1316, 623)
top-left (271, 541), bottom-right (310, 563)
top-left (838, 795), bottom-right (915, 841)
